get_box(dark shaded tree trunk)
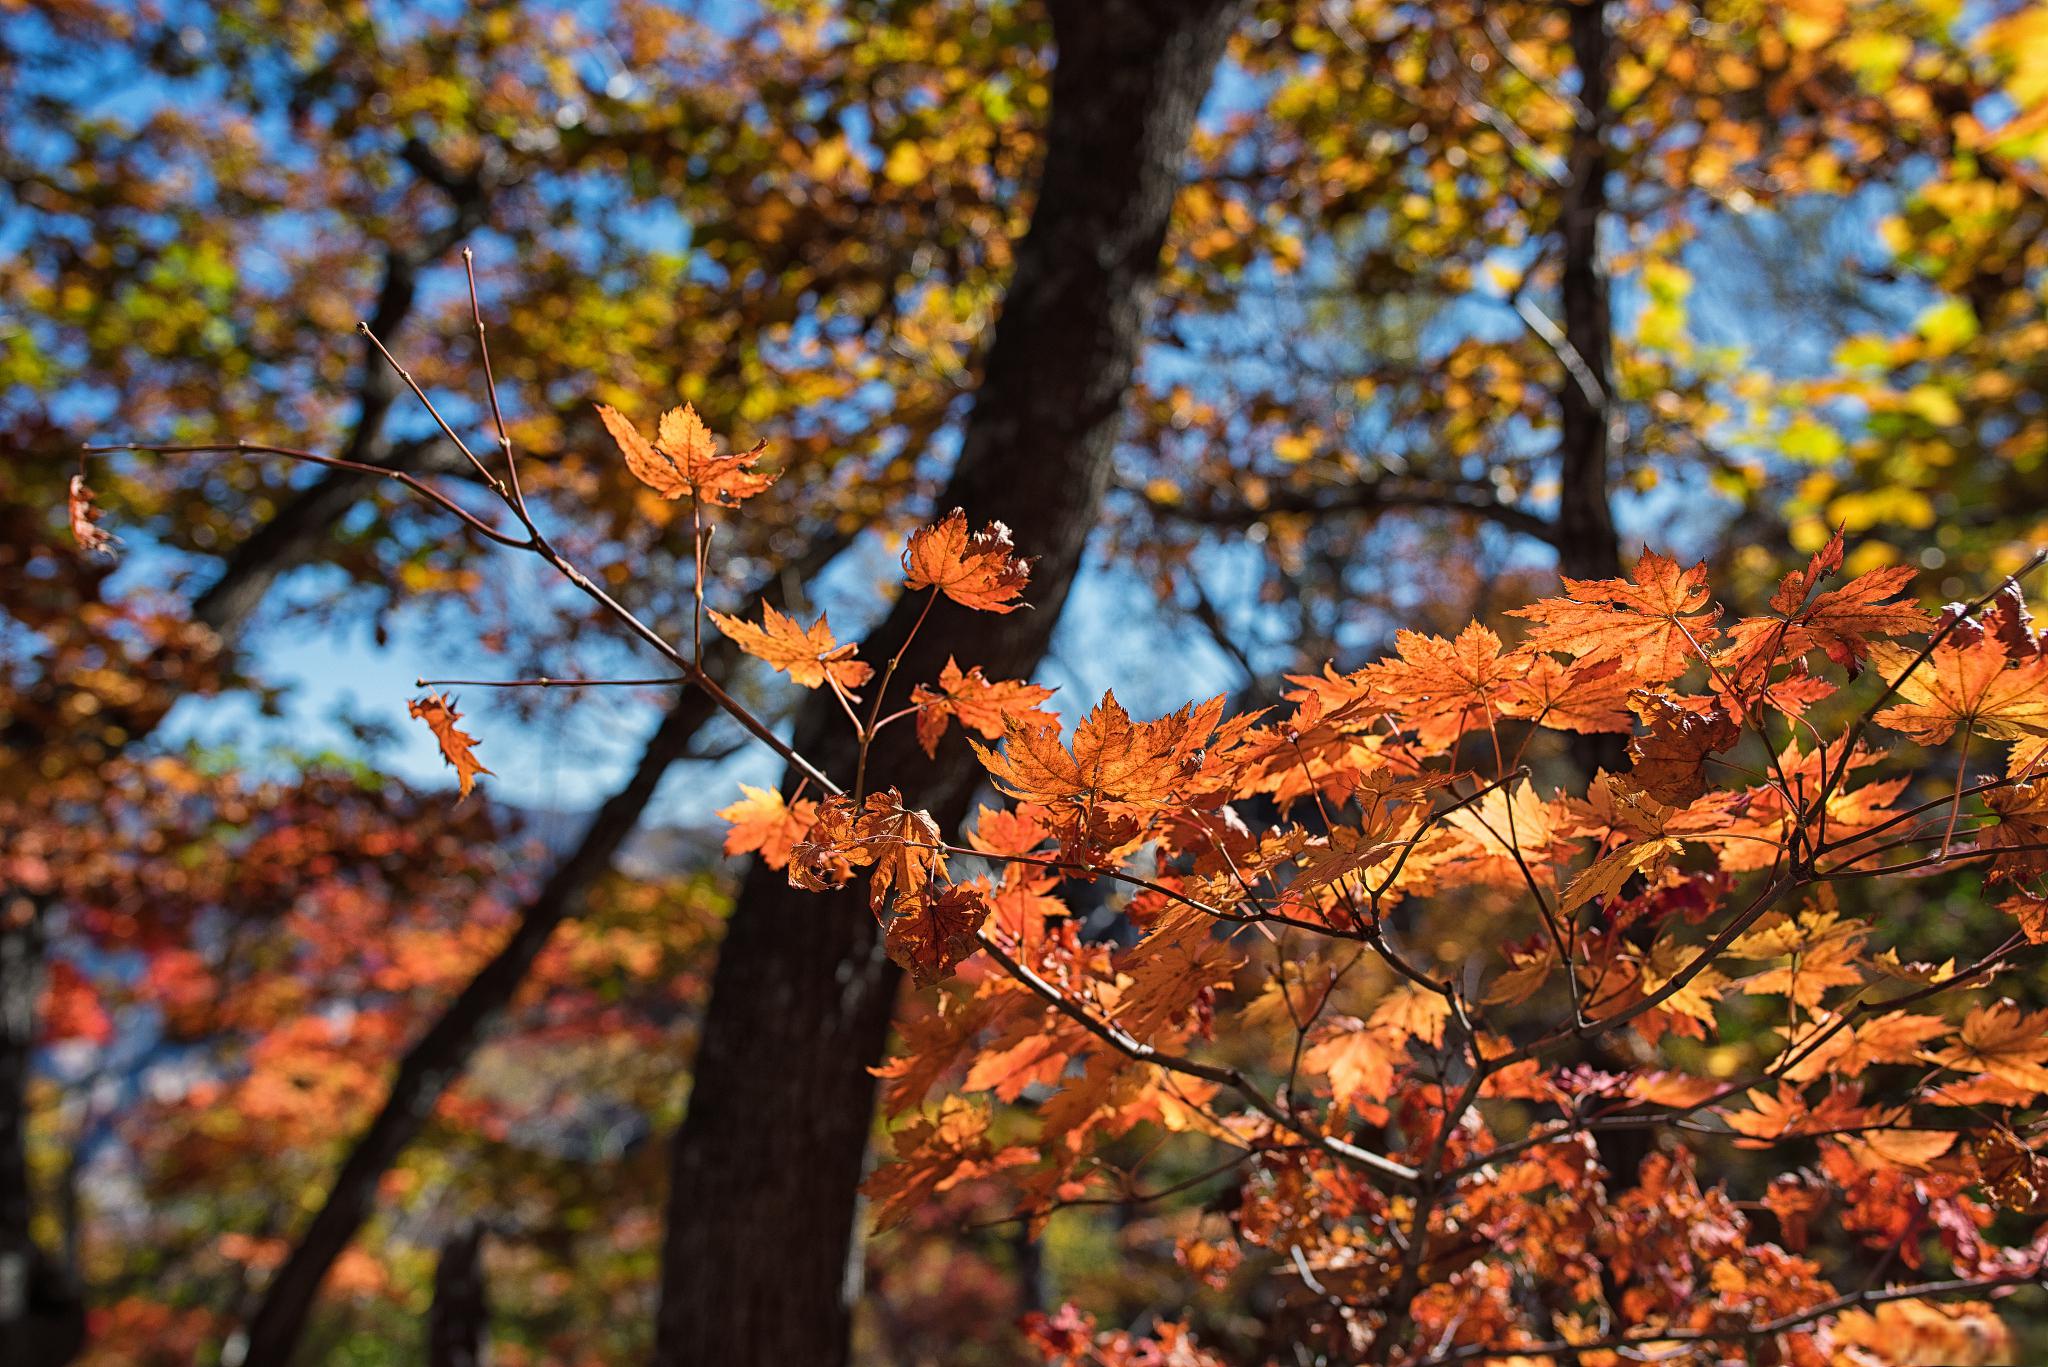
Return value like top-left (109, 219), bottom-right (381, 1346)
top-left (428, 1223), bottom-right (490, 1367)
top-left (1550, 2), bottom-right (1650, 1206)
top-left (0, 894), bottom-right (84, 1367)
top-left (650, 2), bottom-right (1243, 1363)
top-left (1555, 0), bottom-right (1620, 584)
top-left (1555, 0), bottom-right (1628, 785)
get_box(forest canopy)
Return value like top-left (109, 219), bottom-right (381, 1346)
top-left (7, 1), bottom-right (2048, 1365)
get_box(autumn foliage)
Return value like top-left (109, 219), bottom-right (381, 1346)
top-left (21, 0), bottom-right (2048, 1362)
top-left (74, 337), bottom-right (2048, 1362)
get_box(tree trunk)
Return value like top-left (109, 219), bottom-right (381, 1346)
top-left (427, 1223), bottom-right (490, 1367)
top-left (650, 3), bottom-right (1242, 1363)
top-left (0, 893), bottom-right (84, 1367)
top-left (1555, 0), bottom-right (1619, 584)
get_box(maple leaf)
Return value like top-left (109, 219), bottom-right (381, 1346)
top-left (597, 401), bottom-right (774, 506)
top-left (716, 784), bottom-right (817, 871)
top-left (851, 788), bottom-right (947, 914)
top-left (1934, 1001), bottom-right (2048, 1093)
top-left (1797, 565), bottom-right (1929, 664)
top-left (67, 474), bottom-right (118, 558)
top-left (1975, 1132), bottom-right (2048, 1214)
top-left (1560, 837), bottom-right (1682, 913)
top-left (788, 794), bottom-right (860, 892)
top-left (1301, 1018), bottom-right (1397, 1112)
top-left (902, 508), bottom-right (1033, 612)
top-left (1733, 905), bottom-right (1868, 1009)
top-left (1639, 933), bottom-right (1729, 1026)
top-left (861, 1097), bottom-right (1035, 1232)
top-left (1114, 906), bottom-right (1244, 1041)
top-left (1985, 584), bottom-right (2048, 660)
top-left (1768, 525), bottom-right (1847, 615)
top-left (1778, 1010), bottom-right (1947, 1082)
top-left (1498, 655), bottom-right (1635, 734)
top-left (1762, 1174), bottom-right (1829, 1252)
top-left (1868, 638), bottom-right (2048, 745)
top-left (1368, 984), bottom-right (1451, 1048)
top-left (911, 657), bottom-right (1056, 757)
top-left (972, 690), bottom-right (1221, 809)
top-left (1509, 548), bottom-right (1719, 680)
top-left (1364, 622), bottom-right (1525, 749)
top-left (872, 992), bottom-right (994, 1117)
top-left (885, 884), bottom-right (990, 987)
top-left (709, 603), bottom-right (874, 694)
top-left (1627, 694), bottom-right (1741, 806)
top-left (1720, 561), bottom-right (1927, 685)
top-left (1983, 783), bottom-right (2048, 884)
top-left (2001, 891), bottom-right (2048, 945)
top-left (1836, 1128), bottom-right (1955, 1171)
top-left (408, 693), bottom-right (492, 798)
top-left (1725, 1084), bottom-right (1823, 1141)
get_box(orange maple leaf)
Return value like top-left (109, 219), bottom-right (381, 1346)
top-left (1364, 622), bottom-right (1524, 749)
top-left (1721, 546), bottom-right (1927, 686)
top-left (1869, 639), bottom-right (2048, 745)
top-left (1301, 1018), bottom-right (1397, 1112)
top-left (911, 657), bottom-right (1056, 757)
top-left (1498, 656), bottom-right (1636, 734)
top-left (709, 603), bottom-right (874, 694)
top-left (788, 789), bottom-right (950, 912)
top-left (1983, 782), bottom-right (2048, 884)
top-left (2002, 891), bottom-right (2048, 945)
top-left (597, 402), bottom-right (774, 506)
top-left (1767, 525), bottom-right (1849, 616)
top-left (972, 691), bottom-right (1221, 809)
top-left (902, 509), bottom-right (1033, 612)
top-left (408, 693), bottom-right (492, 798)
top-left (1934, 1000), bottom-right (2048, 1093)
top-left (861, 1097), bottom-right (1035, 1232)
top-left (885, 883), bottom-right (990, 987)
top-left (853, 789), bottom-right (948, 914)
top-left (1510, 548), bottom-right (1718, 681)
top-left (715, 784), bottom-right (817, 870)
top-left (1627, 694), bottom-right (1741, 805)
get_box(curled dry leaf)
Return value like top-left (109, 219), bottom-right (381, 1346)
top-left (408, 693), bottom-right (492, 799)
top-left (902, 508), bottom-right (1033, 612)
top-left (1626, 693), bottom-right (1740, 806)
top-left (885, 883), bottom-right (990, 987)
top-left (68, 475), bottom-right (119, 558)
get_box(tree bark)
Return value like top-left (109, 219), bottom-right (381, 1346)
top-left (1555, 0), bottom-right (1619, 584)
top-left (650, 3), bottom-right (1242, 1363)
top-left (427, 1222), bottom-right (490, 1367)
top-left (0, 894), bottom-right (85, 1367)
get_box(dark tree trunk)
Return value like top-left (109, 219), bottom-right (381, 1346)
top-left (428, 1223), bottom-right (490, 1367)
top-left (650, 3), bottom-right (1242, 1363)
top-left (1555, 0), bottom-right (1619, 584)
top-left (1550, 3), bottom-right (1649, 1201)
top-left (0, 894), bottom-right (84, 1367)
